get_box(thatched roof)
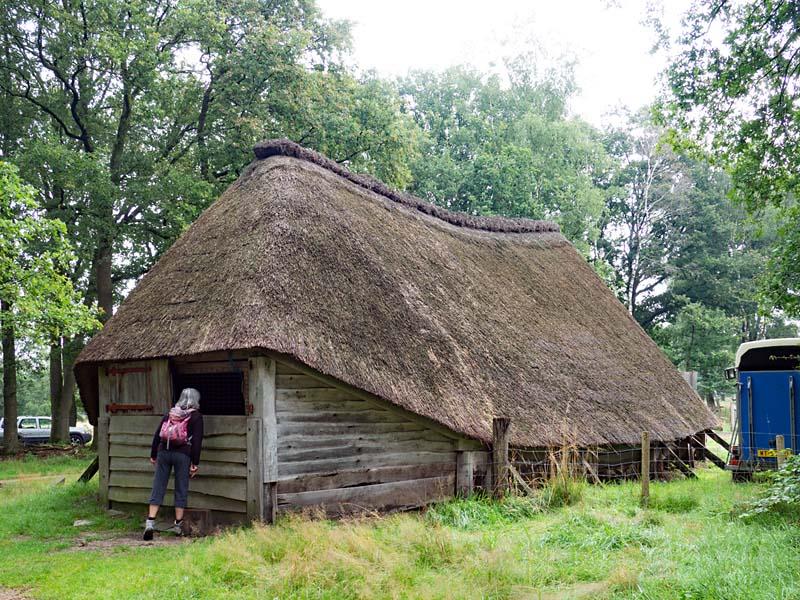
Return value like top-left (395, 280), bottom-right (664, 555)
top-left (75, 139), bottom-right (716, 447)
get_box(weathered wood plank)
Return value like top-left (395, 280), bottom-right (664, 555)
top-left (269, 353), bottom-right (466, 441)
top-left (265, 482), bottom-right (277, 524)
top-left (278, 422), bottom-right (426, 437)
top-left (276, 400), bottom-right (380, 414)
top-left (110, 457), bottom-right (247, 478)
top-left (278, 462), bottom-right (456, 494)
top-left (109, 444), bottom-right (246, 463)
top-left (276, 374), bottom-right (333, 389)
top-left (278, 452), bottom-right (457, 477)
top-left (278, 439), bottom-right (456, 463)
top-left (276, 388), bottom-right (359, 403)
top-left (277, 410), bottom-right (410, 425)
top-left (250, 357), bottom-right (277, 483)
top-left (456, 451), bottom-right (475, 496)
top-left (275, 361), bottom-right (305, 375)
top-left (108, 486), bottom-right (246, 513)
top-left (277, 475), bottom-right (455, 516)
top-left (109, 471), bottom-right (247, 501)
top-left (247, 418), bottom-right (264, 521)
top-left (99, 369), bottom-right (112, 419)
top-left (109, 415), bottom-right (246, 436)
top-left (110, 433), bottom-right (246, 450)
top-left (278, 431), bottom-right (453, 448)
top-left (98, 416), bottom-right (110, 507)
top-left (150, 360), bottom-right (172, 415)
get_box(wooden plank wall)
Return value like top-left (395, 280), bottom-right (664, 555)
top-left (274, 361), bottom-right (459, 516)
top-left (107, 415), bottom-right (248, 514)
top-left (102, 360), bottom-right (172, 415)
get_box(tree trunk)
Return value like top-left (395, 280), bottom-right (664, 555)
top-left (1, 299), bottom-right (19, 454)
top-left (60, 341), bottom-right (78, 437)
top-left (94, 240), bottom-right (114, 322)
top-left (49, 341), bottom-right (66, 442)
top-left (51, 339), bottom-right (78, 442)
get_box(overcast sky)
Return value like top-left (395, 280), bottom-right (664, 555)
top-left (316, 0), bottom-right (689, 128)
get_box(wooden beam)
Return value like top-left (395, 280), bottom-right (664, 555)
top-left (250, 357), bottom-right (277, 483)
top-left (78, 456), bottom-right (99, 484)
top-left (98, 416), bottom-right (110, 507)
top-left (247, 418), bottom-right (264, 521)
top-left (456, 451), bottom-right (475, 496)
top-left (641, 431), bottom-right (650, 507)
top-left (665, 444), bottom-right (697, 478)
top-left (705, 429), bottom-right (731, 452)
top-left (492, 417), bottom-right (511, 498)
top-left (265, 482), bottom-right (277, 524)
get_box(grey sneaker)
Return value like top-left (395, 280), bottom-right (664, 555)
top-left (143, 518), bottom-right (155, 541)
top-left (164, 520), bottom-right (183, 536)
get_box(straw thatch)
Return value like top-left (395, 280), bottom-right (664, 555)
top-left (75, 139), bottom-right (716, 447)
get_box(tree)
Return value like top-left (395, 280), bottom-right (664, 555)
top-left (399, 63), bottom-right (608, 253)
top-left (0, 161), bottom-right (96, 452)
top-left (661, 0), bottom-right (800, 314)
top-left (652, 302), bottom-right (739, 406)
top-left (0, 0), bottom-right (419, 434)
top-left (595, 111), bottom-right (692, 323)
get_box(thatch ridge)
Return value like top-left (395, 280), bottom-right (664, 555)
top-left (76, 144), bottom-right (716, 448)
top-left (253, 139), bottom-right (560, 235)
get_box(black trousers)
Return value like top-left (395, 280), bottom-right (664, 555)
top-left (148, 450), bottom-right (190, 508)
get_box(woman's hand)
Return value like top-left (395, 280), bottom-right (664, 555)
top-left (150, 457), bottom-right (156, 465)
top-left (190, 464), bottom-right (198, 478)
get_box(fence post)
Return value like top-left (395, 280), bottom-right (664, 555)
top-left (776, 434), bottom-right (786, 469)
top-left (492, 417), bottom-right (511, 498)
top-left (640, 431), bottom-right (650, 508)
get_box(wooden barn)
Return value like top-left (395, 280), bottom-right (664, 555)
top-left (74, 139), bottom-right (716, 523)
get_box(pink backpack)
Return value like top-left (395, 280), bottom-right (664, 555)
top-left (159, 408), bottom-right (193, 447)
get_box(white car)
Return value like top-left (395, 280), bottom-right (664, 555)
top-left (0, 416), bottom-right (92, 445)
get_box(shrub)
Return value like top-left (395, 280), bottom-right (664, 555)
top-left (740, 455), bottom-right (800, 520)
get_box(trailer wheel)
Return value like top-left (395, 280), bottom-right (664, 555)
top-left (732, 471), bottom-right (752, 483)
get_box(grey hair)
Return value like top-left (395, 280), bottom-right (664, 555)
top-left (177, 388), bottom-right (201, 410)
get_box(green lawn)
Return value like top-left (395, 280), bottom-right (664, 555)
top-left (0, 457), bottom-right (797, 600)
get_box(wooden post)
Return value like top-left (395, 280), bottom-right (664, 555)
top-left (265, 482), bottom-right (277, 524)
top-left (776, 434), bottom-right (786, 469)
top-left (492, 417), bottom-right (511, 498)
top-left (97, 416), bottom-right (110, 507)
top-left (641, 431), bottom-right (650, 508)
top-left (248, 357), bottom-right (277, 523)
top-left (246, 418), bottom-right (264, 521)
top-left (456, 451), bottom-right (475, 496)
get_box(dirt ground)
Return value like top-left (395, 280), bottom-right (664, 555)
top-left (0, 587), bottom-right (31, 600)
top-left (69, 531), bottom-right (191, 552)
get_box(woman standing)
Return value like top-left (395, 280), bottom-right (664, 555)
top-left (144, 388), bottom-right (204, 540)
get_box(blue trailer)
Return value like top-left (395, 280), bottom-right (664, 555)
top-left (727, 338), bottom-right (800, 480)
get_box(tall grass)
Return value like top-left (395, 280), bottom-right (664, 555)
top-left (0, 460), bottom-right (796, 599)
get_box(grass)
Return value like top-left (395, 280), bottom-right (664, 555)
top-left (0, 448), bottom-right (94, 480)
top-left (0, 460), bottom-right (798, 599)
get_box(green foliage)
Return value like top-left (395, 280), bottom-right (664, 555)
top-left (1, 0), bottom-right (419, 319)
top-left (652, 302), bottom-right (738, 397)
top-left (648, 492), bottom-right (700, 514)
top-left (740, 455), bottom-right (800, 520)
top-left (540, 513), bottom-right (660, 551)
top-left (0, 161), bottom-right (97, 340)
top-left (424, 494), bottom-right (541, 530)
top-left (399, 63), bottom-right (609, 253)
top-left (661, 0), bottom-right (800, 316)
